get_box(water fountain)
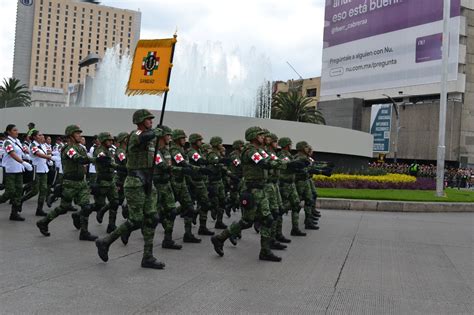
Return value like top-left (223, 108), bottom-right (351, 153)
top-left (84, 41), bottom-right (272, 118)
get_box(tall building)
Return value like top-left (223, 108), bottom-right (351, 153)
top-left (318, 0), bottom-right (474, 168)
top-left (12, 0), bottom-right (141, 107)
top-left (273, 77), bottom-right (321, 107)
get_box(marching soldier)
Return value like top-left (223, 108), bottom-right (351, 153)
top-left (95, 109), bottom-right (165, 269)
top-left (22, 130), bottom-right (52, 216)
top-left (94, 132), bottom-right (120, 233)
top-left (0, 124), bottom-right (33, 221)
top-left (228, 140), bottom-right (244, 213)
top-left (36, 125), bottom-right (99, 240)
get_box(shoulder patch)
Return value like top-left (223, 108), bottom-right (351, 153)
top-left (118, 152), bottom-right (126, 162)
top-left (67, 148), bottom-right (77, 158)
top-left (174, 153), bottom-right (184, 164)
top-left (191, 152), bottom-right (201, 162)
top-left (260, 150), bottom-right (269, 159)
top-left (155, 153), bottom-right (163, 165)
top-left (251, 152), bottom-right (263, 164)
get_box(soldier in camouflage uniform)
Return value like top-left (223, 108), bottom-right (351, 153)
top-left (93, 132), bottom-right (120, 234)
top-left (308, 145), bottom-right (322, 220)
top-left (228, 140), bottom-right (244, 213)
top-left (294, 141), bottom-right (320, 230)
top-left (95, 109), bottom-right (165, 269)
top-left (114, 132), bottom-right (129, 219)
top-left (186, 133), bottom-right (215, 236)
top-left (211, 127), bottom-right (307, 262)
top-left (169, 129), bottom-right (201, 243)
top-left (207, 136), bottom-right (230, 229)
top-left (264, 132), bottom-right (291, 246)
top-left (153, 125), bottom-right (184, 250)
top-left (277, 137), bottom-right (307, 236)
top-left (36, 125), bottom-right (99, 241)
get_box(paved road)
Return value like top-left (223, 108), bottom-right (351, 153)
top-left (0, 201), bottom-right (472, 314)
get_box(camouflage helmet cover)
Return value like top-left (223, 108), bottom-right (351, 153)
top-left (116, 132), bottom-right (129, 143)
top-left (159, 125), bottom-right (173, 136)
top-left (132, 109), bottom-right (154, 124)
top-left (232, 139), bottom-right (244, 150)
top-left (296, 141), bottom-right (309, 151)
top-left (98, 132), bottom-right (114, 143)
top-left (188, 133), bottom-right (203, 144)
top-left (245, 126), bottom-right (265, 141)
top-left (210, 136), bottom-right (223, 147)
top-left (65, 125), bottom-right (82, 136)
top-left (172, 129), bottom-right (187, 141)
top-left (267, 133), bottom-right (278, 142)
top-left (278, 137), bottom-right (292, 148)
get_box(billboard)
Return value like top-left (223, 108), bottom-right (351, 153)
top-left (321, 0), bottom-right (461, 97)
top-left (370, 104), bottom-right (392, 153)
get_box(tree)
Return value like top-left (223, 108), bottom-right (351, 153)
top-left (271, 91), bottom-right (325, 124)
top-left (0, 78), bottom-right (31, 108)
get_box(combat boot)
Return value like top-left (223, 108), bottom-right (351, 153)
top-left (96, 207), bottom-right (106, 224)
top-left (291, 228), bottom-right (307, 236)
top-left (35, 204), bottom-right (47, 217)
top-left (270, 240), bottom-right (287, 250)
top-left (162, 239), bottom-right (182, 250)
top-left (121, 229), bottom-right (131, 245)
top-left (214, 221), bottom-right (227, 229)
top-left (10, 206), bottom-right (25, 221)
top-left (121, 204), bottom-right (129, 219)
top-left (224, 206), bottom-right (231, 218)
top-left (79, 230), bottom-right (98, 241)
top-left (211, 236), bottom-right (224, 257)
top-left (36, 220), bottom-right (50, 236)
top-left (276, 234), bottom-right (292, 243)
top-left (210, 209), bottom-right (217, 221)
top-left (46, 194), bottom-right (55, 208)
top-left (259, 251), bottom-right (282, 262)
top-left (95, 239), bottom-right (110, 262)
top-left (141, 256), bottom-right (165, 269)
top-left (71, 212), bottom-right (81, 230)
top-left (305, 222), bottom-right (320, 230)
top-left (198, 226), bottom-right (215, 236)
top-left (183, 233), bottom-right (201, 243)
top-left (253, 221), bottom-right (261, 233)
top-left (229, 235), bottom-right (238, 246)
top-left (106, 224), bottom-right (117, 234)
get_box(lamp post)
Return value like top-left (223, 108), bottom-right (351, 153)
top-left (78, 53), bottom-right (101, 107)
top-left (436, 0), bottom-right (451, 197)
top-left (382, 94), bottom-right (402, 164)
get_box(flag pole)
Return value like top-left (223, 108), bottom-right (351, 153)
top-left (159, 34), bottom-right (177, 125)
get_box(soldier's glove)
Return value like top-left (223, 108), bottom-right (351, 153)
top-left (138, 130), bottom-right (156, 144)
top-left (218, 157), bottom-right (232, 165)
top-left (22, 161), bottom-right (33, 172)
top-left (96, 155), bottom-right (112, 165)
top-left (181, 165), bottom-right (193, 176)
top-left (199, 167), bottom-right (214, 176)
top-left (287, 160), bottom-right (308, 171)
top-left (320, 167), bottom-right (333, 177)
top-left (76, 156), bottom-right (91, 165)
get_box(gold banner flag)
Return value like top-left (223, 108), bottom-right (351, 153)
top-left (126, 37), bottom-right (177, 96)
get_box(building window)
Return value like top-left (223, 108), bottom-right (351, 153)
top-left (306, 88), bottom-right (317, 97)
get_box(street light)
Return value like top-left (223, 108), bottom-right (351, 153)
top-left (382, 94), bottom-right (402, 164)
top-left (78, 53), bottom-right (101, 107)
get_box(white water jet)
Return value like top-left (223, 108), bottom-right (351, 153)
top-left (85, 41), bottom-right (272, 118)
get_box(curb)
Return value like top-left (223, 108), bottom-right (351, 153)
top-left (316, 198), bottom-right (474, 212)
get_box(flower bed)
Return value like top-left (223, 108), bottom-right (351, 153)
top-left (313, 174), bottom-right (436, 190)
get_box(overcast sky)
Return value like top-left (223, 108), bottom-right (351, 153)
top-left (0, 0), bottom-right (325, 82)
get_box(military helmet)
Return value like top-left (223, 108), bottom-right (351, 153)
top-left (116, 132), bottom-right (129, 143)
top-left (172, 129), bottom-right (186, 141)
top-left (262, 128), bottom-right (271, 137)
top-left (210, 136), bottom-right (223, 147)
top-left (65, 125), bottom-right (82, 136)
top-left (160, 125), bottom-right (173, 136)
top-left (245, 126), bottom-right (265, 141)
top-left (98, 132), bottom-right (114, 143)
top-left (296, 141), bottom-right (309, 151)
top-left (201, 143), bottom-right (212, 152)
top-left (278, 137), bottom-right (292, 148)
top-left (267, 133), bottom-right (278, 142)
top-left (188, 133), bottom-right (203, 144)
top-left (132, 109), bottom-right (154, 124)
top-left (232, 139), bottom-right (244, 150)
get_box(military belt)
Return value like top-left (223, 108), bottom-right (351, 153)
top-left (63, 173), bottom-right (84, 181)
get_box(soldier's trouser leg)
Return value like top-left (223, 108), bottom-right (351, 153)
top-left (296, 180), bottom-right (313, 225)
top-left (22, 173), bottom-right (40, 202)
top-left (74, 181), bottom-right (93, 233)
top-left (103, 184), bottom-right (119, 227)
top-left (0, 173), bottom-right (23, 215)
top-left (217, 199), bottom-right (255, 242)
top-left (40, 179), bottom-right (79, 225)
top-left (215, 181), bottom-right (226, 224)
top-left (255, 189), bottom-right (273, 255)
top-left (192, 181), bottom-right (210, 228)
top-left (37, 174), bottom-right (48, 210)
top-left (264, 183), bottom-right (279, 241)
top-left (172, 180), bottom-right (194, 236)
top-left (158, 182), bottom-right (177, 239)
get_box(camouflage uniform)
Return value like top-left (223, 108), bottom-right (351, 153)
top-left (95, 109), bottom-right (165, 269)
top-left (212, 126), bottom-right (288, 262)
top-left (93, 132), bottom-right (120, 234)
top-left (186, 134), bottom-right (215, 236)
top-left (278, 137), bottom-right (307, 236)
top-left (207, 136), bottom-right (228, 229)
top-left (153, 125), bottom-right (183, 249)
top-left (114, 132), bottom-right (129, 218)
top-left (294, 141), bottom-right (319, 230)
top-left (169, 129), bottom-right (201, 243)
top-left (228, 140), bottom-right (244, 212)
top-left (36, 125), bottom-right (98, 241)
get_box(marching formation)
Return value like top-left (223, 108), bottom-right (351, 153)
top-left (0, 110), bottom-right (333, 269)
